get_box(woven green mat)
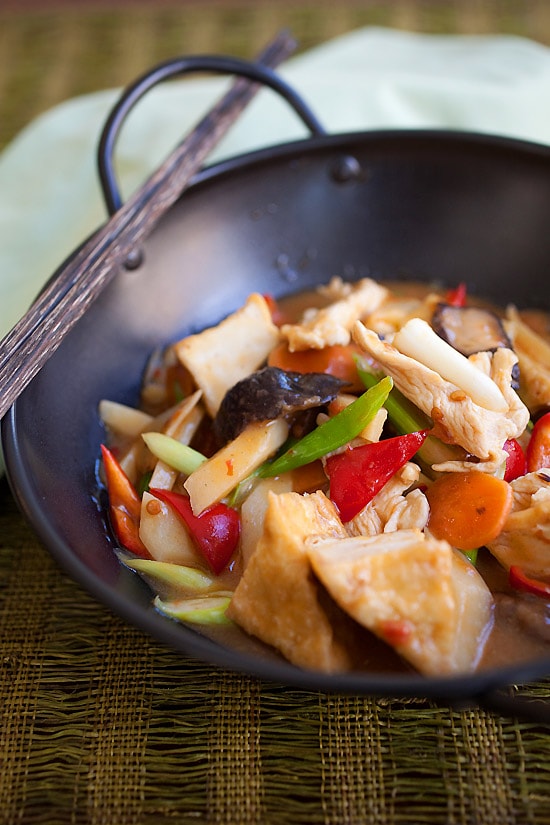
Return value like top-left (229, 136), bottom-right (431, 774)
top-left (2, 478), bottom-right (550, 824)
top-left (2, 2), bottom-right (550, 823)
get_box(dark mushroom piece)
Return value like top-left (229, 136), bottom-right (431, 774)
top-left (214, 366), bottom-right (347, 444)
top-left (432, 303), bottom-right (513, 356)
top-left (432, 303), bottom-right (519, 388)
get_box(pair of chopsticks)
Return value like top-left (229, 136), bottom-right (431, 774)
top-left (0, 31), bottom-right (297, 421)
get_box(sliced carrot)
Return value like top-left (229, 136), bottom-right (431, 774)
top-left (425, 470), bottom-right (513, 551)
top-left (268, 342), bottom-right (363, 389)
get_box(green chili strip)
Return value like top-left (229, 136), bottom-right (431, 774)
top-left (142, 431), bottom-right (206, 475)
top-left (121, 556), bottom-right (214, 590)
top-left (258, 376), bottom-right (393, 477)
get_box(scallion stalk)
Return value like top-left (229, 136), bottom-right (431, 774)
top-left (120, 556), bottom-right (215, 591)
top-left (154, 593), bottom-right (233, 625)
top-left (142, 431), bottom-right (206, 475)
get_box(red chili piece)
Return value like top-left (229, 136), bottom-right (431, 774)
top-left (150, 487), bottom-right (240, 575)
top-left (262, 293), bottom-right (289, 326)
top-left (502, 438), bottom-right (527, 482)
top-left (509, 565), bottom-right (550, 599)
top-left (325, 430), bottom-right (429, 523)
top-left (526, 412), bottom-right (550, 473)
top-left (445, 282), bottom-right (467, 307)
top-left (100, 444), bottom-right (150, 558)
top-left (379, 619), bottom-right (413, 647)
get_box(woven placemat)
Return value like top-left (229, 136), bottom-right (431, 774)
top-left (2, 2), bottom-right (550, 823)
top-left (2, 477), bottom-right (550, 824)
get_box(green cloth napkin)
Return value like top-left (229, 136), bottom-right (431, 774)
top-left (1, 25), bottom-right (550, 472)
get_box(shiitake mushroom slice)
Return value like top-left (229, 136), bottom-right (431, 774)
top-left (214, 366), bottom-right (347, 444)
top-left (432, 303), bottom-right (513, 357)
top-left (431, 303), bottom-right (519, 389)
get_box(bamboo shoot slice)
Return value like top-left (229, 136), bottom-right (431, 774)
top-left (185, 418), bottom-right (289, 514)
top-left (99, 400), bottom-right (153, 438)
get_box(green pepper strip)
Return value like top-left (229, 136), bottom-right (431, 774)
top-left (258, 375), bottom-right (393, 478)
top-left (142, 431), bottom-right (206, 475)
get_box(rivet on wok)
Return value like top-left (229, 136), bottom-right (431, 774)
top-left (124, 249), bottom-right (144, 270)
top-left (331, 155), bottom-right (362, 183)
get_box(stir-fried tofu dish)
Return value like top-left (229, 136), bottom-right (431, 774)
top-left (98, 277), bottom-right (550, 676)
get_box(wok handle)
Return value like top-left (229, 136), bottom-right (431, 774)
top-left (476, 687), bottom-right (550, 724)
top-left (97, 54), bottom-right (326, 217)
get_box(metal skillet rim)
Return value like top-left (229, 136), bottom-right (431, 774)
top-left (3, 125), bottom-right (550, 708)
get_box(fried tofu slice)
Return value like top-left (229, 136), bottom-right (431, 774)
top-left (307, 529), bottom-right (492, 676)
top-left (227, 490), bottom-right (357, 672)
top-left (487, 470), bottom-right (550, 578)
top-left (174, 293), bottom-right (280, 417)
top-left (280, 277), bottom-right (388, 351)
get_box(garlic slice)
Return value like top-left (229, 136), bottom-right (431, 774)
top-left (392, 318), bottom-right (508, 412)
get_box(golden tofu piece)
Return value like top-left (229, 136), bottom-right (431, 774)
top-left (174, 293), bottom-right (280, 417)
top-left (227, 490), bottom-right (354, 672)
top-left (307, 529), bottom-right (491, 676)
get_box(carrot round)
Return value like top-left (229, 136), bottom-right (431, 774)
top-left (425, 470), bottom-right (513, 551)
top-left (268, 342), bottom-right (362, 388)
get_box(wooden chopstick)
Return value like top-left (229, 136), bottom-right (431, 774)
top-left (0, 31), bottom-right (296, 421)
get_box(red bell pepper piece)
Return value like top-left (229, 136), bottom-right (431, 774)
top-left (100, 444), bottom-right (150, 558)
top-left (502, 438), bottom-right (527, 482)
top-left (445, 282), bottom-right (467, 307)
top-left (526, 412), bottom-right (550, 473)
top-left (509, 565), bottom-right (550, 599)
top-left (325, 430), bottom-right (429, 523)
top-left (150, 487), bottom-right (240, 575)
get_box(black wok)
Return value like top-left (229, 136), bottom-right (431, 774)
top-left (3, 55), bottom-right (550, 721)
